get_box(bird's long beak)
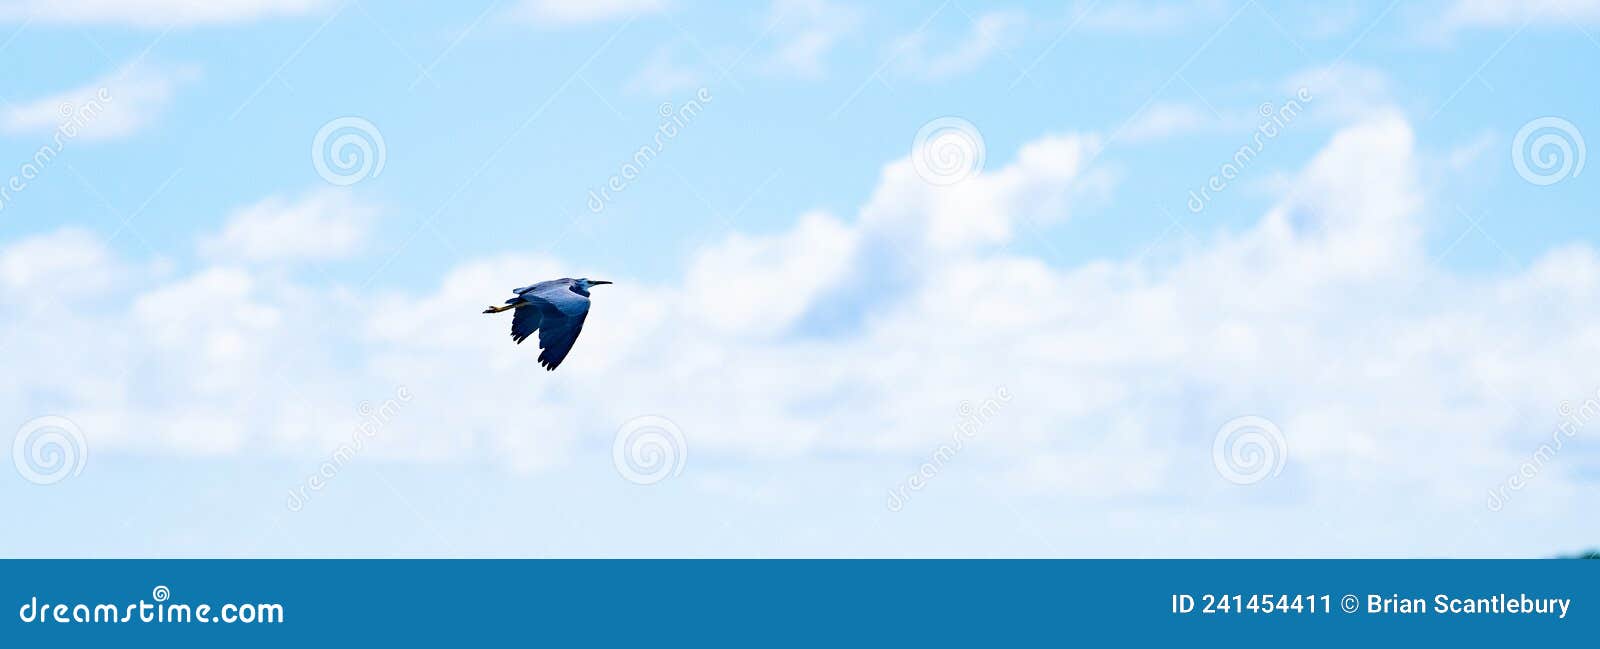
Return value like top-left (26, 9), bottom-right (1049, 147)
top-left (590, 280), bottom-right (613, 285)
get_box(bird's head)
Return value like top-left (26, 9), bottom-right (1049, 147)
top-left (576, 278), bottom-right (613, 290)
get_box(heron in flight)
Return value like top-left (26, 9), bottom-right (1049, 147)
top-left (482, 278), bottom-right (611, 370)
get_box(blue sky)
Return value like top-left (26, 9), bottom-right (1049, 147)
top-left (3, 0), bottom-right (1600, 557)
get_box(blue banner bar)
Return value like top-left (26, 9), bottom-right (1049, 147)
top-left (1, 560), bottom-right (1593, 645)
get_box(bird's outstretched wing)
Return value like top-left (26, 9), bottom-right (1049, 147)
top-left (511, 279), bottom-right (561, 296)
top-left (509, 306), bottom-right (542, 344)
top-left (509, 282), bottom-right (592, 370)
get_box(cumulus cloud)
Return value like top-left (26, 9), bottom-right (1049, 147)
top-left (0, 0), bottom-right (328, 26)
top-left (1, 62), bottom-right (195, 141)
top-left (863, 132), bottom-right (1105, 250)
top-left (5, 109), bottom-right (1599, 555)
top-left (682, 211), bottom-right (860, 337)
top-left (514, 0), bottom-right (667, 26)
top-left (0, 227), bottom-right (123, 298)
top-left (200, 191), bottom-right (376, 263)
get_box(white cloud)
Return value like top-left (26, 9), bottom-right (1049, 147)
top-left (1282, 63), bottom-right (1391, 125)
top-left (200, 191), bottom-right (375, 263)
top-left (0, 0), bottom-right (328, 26)
top-left (1121, 103), bottom-right (1217, 141)
top-left (1436, 0), bottom-right (1600, 34)
top-left (624, 43), bottom-right (707, 96)
top-left (6, 109), bottom-right (1600, 555)
top-left (1443, 130), bottom-right (1496, 171)
top-left (514, 0), bottom-right (666, 26)
top-left (1065, 0), bottom-right (1228, 33)
top-left (862, 132), bottom-right (1105, 250)
top-left (1298, 4), bottom-right (1363, 40)
top-left (1414, 0), bottom-right (1600, 42)
top-left (1119, 66), bottom-right (1377, 144)
top-left (761, 0), bottom-right (862, 79)
top-left (682, 211), bottom-right (860, 337)
top-left (0, 227), bottom-right (121, 298)
top-left (2, 62), bottom-right (195, 141)
top-left (891, 11), bottom-right (1024, 80)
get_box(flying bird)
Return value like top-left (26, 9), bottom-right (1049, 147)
top-left (482, 277), bottom-right (612, 371)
